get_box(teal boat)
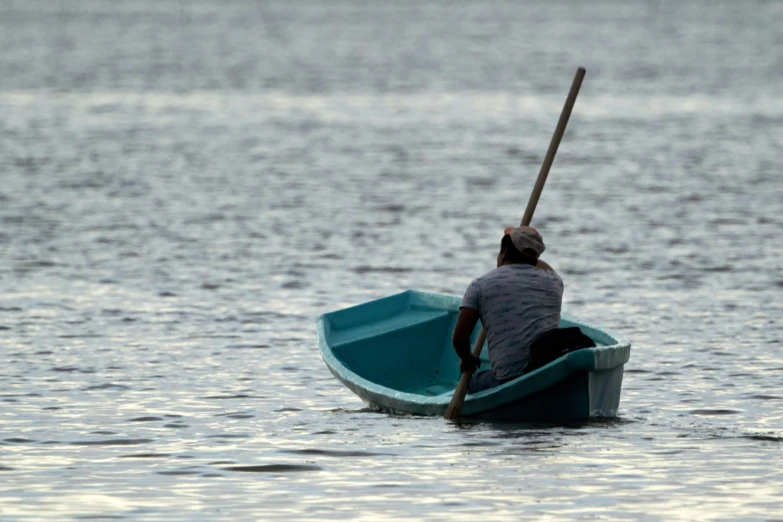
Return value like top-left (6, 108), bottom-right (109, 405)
top-left (317, 290), bottom-right (631, 422)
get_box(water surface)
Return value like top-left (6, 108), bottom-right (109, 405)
top-left (1, 1), bottom-right (782, 520)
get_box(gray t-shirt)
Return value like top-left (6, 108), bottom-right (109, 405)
top-left (461, 264), bottom-right (564, 380)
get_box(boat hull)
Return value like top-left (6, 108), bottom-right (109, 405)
top-left (317, 290), bottom-right (630, 422)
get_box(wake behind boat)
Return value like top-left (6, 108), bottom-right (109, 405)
top-left (317, 290), bottom-right (631, 422)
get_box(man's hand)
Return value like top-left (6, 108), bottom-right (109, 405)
top-left (460, 353), bottom-right (481, 374)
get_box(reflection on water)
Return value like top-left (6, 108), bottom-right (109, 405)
top-left (1, 0), bottom-right (782, 520)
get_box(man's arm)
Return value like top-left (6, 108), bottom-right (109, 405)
top-left (452, 307), bottom-right (481, 373)
top-left (536, 258), bottom-right (555, 272)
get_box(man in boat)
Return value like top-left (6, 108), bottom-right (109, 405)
top-left (452, 226), bottom-right (564, 393)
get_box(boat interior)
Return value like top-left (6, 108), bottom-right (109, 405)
top-left (320, 290), bottom-right (604, 397)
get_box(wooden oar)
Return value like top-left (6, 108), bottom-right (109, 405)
top-left (444, 67), bottom-right (586, 421)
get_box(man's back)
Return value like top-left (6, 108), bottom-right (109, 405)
top-left (461, 264), bottom-right (563, 380)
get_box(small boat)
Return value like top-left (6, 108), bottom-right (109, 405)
top-left (317, 290), bottom-right (631, 422)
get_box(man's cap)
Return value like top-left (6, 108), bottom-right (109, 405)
top-left (503, 226), bottom-right (545, 256)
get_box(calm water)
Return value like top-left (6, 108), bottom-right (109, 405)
top-left (1, 1), bottom-right (782, 520)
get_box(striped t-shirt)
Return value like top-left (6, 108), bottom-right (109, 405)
top-left (461, 264), bottom-right (564, 380)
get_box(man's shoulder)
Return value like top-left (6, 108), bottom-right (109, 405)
top-left (473, 265), bottom-right (563, 288)
top-left (470, 267), bottom-right (507, 286)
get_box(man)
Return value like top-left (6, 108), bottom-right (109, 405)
top-left (452, 226), bottom-right (563, 393)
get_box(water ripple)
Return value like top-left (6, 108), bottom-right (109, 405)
top-left (224, 465), bottom-right (322, 473)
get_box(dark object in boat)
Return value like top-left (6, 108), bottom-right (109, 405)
top-left (527, 327), bottom-right (597, 374)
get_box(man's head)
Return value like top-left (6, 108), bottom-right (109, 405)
top-left (497, 226), bottom-right (545, 267)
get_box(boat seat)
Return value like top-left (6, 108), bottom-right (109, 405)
top-left (329, 310), bottom-right (451, 348)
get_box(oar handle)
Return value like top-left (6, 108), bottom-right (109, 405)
top-left (443, 330), bottom-right (487, 420)
top-left (444, 67), bottom-right (585, 422)
top-left (521, 67), bottom-right (585, 227)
